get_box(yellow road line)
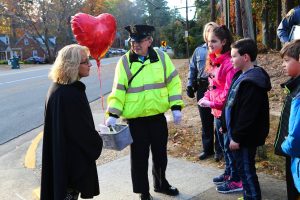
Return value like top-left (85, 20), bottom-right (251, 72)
top-left (24, 132), bottom-right (43, 169)
top-left (32, 187), bottom-right (40, 200)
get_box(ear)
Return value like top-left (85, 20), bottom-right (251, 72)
top-left (244, 53), bottom-right (250, 61)
top-left (221, 39), bottom-right (227, 46)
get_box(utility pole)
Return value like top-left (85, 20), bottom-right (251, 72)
top-left (185, 0), bottom-right (189, 59)
top-left (174, 1), bottom-right (196, 59)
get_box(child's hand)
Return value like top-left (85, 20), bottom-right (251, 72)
top-left (219, 127), bottom-right (223, 134)
top-left (229, 140), bottom-right (240, 150)
top-left (198, 98), bottom-right (211, 107)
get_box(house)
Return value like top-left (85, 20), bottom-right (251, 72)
top-left (0, 33), bottom-right (56, 61)
top-left (0, 34), bottom-right (21, 60)
top-left (14, 33), bottom-right (47, 60)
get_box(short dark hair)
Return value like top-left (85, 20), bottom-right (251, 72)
top-left (280, 39), bottom-right (300, 60)
top-left (231, 38), bottom-right (257, 62)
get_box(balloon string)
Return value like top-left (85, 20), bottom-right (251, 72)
top-left (96, 59), bottom-right (104, 111)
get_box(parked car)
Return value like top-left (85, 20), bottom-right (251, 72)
top-left (25, 56), bottom-right (46, 64)
top-left (116, 49), bottom-right (127, 54)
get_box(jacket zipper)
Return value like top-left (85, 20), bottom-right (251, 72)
top-left (297, 160), bottom-right (300, 178)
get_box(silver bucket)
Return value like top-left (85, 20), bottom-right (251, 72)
top-left (98, 124), bottom-right (133, 151)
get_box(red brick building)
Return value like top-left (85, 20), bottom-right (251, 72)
top-left (14, 33), bottom-right (46, 60)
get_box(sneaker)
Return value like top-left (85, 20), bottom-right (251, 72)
top-left (213, 174), bottom-right (230, 185)
top-left (216, 180), bottom-right (243, 194)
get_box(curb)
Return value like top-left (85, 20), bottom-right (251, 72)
top-left (24, 131), bottom-right (43, 169)
top-left (24, 131), bottom-right (43, 199)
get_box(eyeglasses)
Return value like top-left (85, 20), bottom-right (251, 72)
top-left (130, 38), bottom-right (149, 44)
top-left (80, 59), bottom-right (90, 65)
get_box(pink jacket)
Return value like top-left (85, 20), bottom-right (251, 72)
top-left (204, 51), bottom-right (238, 118)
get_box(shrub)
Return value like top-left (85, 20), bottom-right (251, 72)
top-left (0, 60), bottom-right (8, 64)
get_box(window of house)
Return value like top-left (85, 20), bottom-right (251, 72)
top-left (24, 38), bottom-right (29, 45)
top-left (32, 50), bottom-right (38, 57)
top-left (6, 37), bottom-right (9, 44)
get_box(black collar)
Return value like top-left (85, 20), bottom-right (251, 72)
top-left (71, 80), bottom-right (86, 91)
top-left (129, 47), bottom-right (159, 63)
top-left (282, 76), bottom-right (300, 94)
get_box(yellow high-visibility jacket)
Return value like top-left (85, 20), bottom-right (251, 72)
top-left (107, 48), bottom-right (184, 119)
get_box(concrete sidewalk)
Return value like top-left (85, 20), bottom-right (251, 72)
top-left (83, 155), bottom-right (286, 200)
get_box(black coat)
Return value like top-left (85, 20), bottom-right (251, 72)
top-left (274, 76), bottom-right (300, 156)
top-left (222, 66), bottom-right (271, 147)
top-left (41, 81), bottom-right (103, 200)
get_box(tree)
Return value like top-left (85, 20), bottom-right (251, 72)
top-left (276, 0), bottom-right (282, 50)
top-left (235, 0), bottom-right (243, 37)
top-left (240, 0), bottom-right (255, 39)
top-left (262, 0), bottom-right (270, 47)
top-left (106, 0), bottom-right (144, 48)
top-left (1, 0), bottom-right (85, 62)
top-left (210, 0), bottom-right (216, 21)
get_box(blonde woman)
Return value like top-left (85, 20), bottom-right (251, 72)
top-left (186, 22), bottom-right (222, 161)
top-left (41, 44), bottom-right (103, 200)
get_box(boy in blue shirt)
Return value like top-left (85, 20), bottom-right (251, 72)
top-left (220, 38), bottom-right (271, 199)
top-left (280, 39), bottom-right (300, 199)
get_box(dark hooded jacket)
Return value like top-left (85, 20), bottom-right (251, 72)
top-left (41, 81), bottom-right (103, 200)
top-left (274, 76), bottom-right (300, 156)
top-left (222, 66), bottom-right (271, 147)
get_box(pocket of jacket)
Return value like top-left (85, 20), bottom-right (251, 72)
top-left (125, 94), bottom-right (138, 102)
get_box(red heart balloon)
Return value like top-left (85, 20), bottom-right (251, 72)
top-left (71, 13), bottom-right (117, 61)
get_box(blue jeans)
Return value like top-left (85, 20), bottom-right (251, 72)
top-left (232, 147), bottom-right (261, 200)
top-left (215, 118), bottom-right (239, 181)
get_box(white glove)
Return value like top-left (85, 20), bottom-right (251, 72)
top-left (198, 98), bottom-right (211, 107)
top-left (172, 110), bottom-right (182, 125)
top-left (105, 116), bottom-right (117, 127)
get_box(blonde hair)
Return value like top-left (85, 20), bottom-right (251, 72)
top-left (49, 44), bottom-right (89, 84)
top-left (203, 22), bottom-right (219, 42)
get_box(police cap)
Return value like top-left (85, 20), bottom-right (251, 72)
top-left (125, 25), bottom-right (155, 42)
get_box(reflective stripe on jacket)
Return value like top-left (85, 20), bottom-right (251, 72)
top-left (107, 49), bottom-right (183, 119)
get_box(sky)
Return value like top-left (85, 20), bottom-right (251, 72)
top-left (130, 0), bottom-right (196, 19)
top-left (167, 0), bottom-right (196, 19)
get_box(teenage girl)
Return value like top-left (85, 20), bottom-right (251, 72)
top-left (198, 25), bottom-right (242, 194)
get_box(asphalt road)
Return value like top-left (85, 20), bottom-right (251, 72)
top-left (0, 57), bottom-right (119, 144)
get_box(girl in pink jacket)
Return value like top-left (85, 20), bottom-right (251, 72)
top-left (198, 25), bottom-right (241, 194)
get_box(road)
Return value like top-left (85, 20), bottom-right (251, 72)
top-left (0, 57), bottom-right (119, 145)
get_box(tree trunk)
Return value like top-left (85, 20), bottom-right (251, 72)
top-left (262, 0), bottom-right (269, 47)
top-left (240, 0), bottom-right (255, 39)
top-left (210, 0), bottom-right (216, 21)
top-left (10, 17), bottom-right (17, 45)
top-left (235, 0), bottom-right (243, 37)
top-left (286, 1), bottom-right (295, 12)
top-left (276, 0), bottom-right (282, 50)
top-left (282, 0), bottom-right (295, 17)
top-left (223, 0), bottom-right (230, 29)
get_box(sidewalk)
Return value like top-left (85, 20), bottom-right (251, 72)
top-left (87, 155), bottom-right (286, 200)
top-left (0, 98), bottom-right (287, 200)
